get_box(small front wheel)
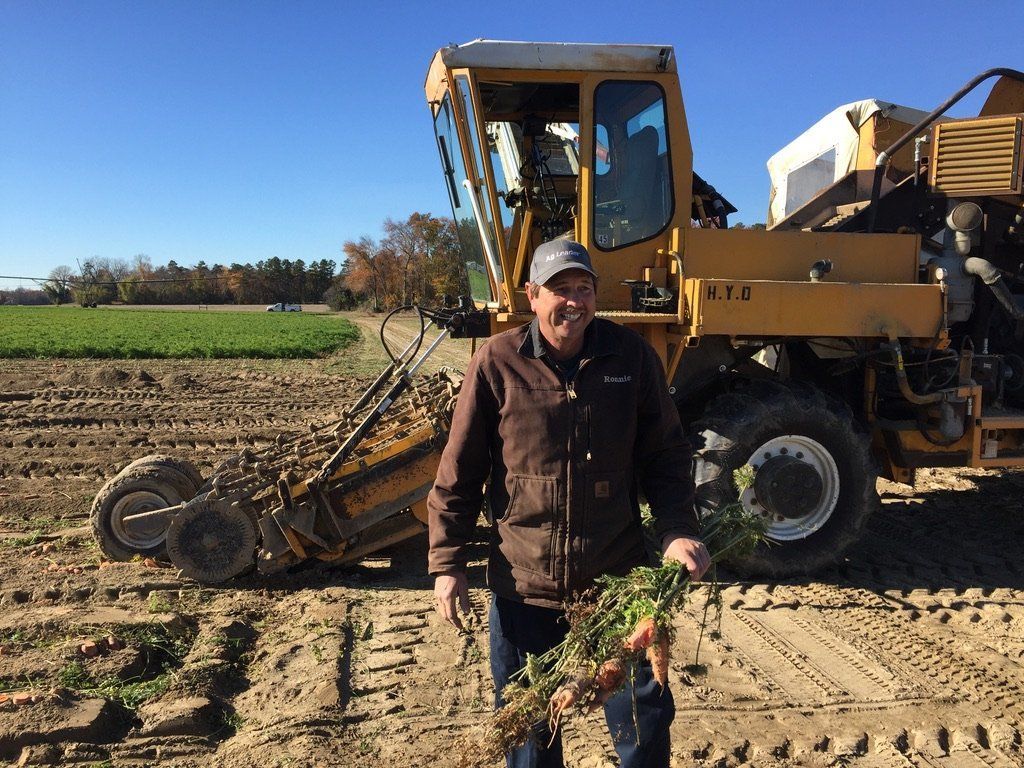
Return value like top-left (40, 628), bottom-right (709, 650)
top-left (90, 459), bottom-right (201, 561)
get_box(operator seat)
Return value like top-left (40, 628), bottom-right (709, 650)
top-left (618, 125), bottom-right (662, 236)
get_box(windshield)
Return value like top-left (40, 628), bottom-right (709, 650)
top-left (433, 93), bottom-right (493, 302)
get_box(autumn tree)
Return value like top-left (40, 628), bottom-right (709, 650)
top-left (342, 236), bottom-right (401, 311)
top-left (379, 213), bottom-right (467, 306)
top-left (118, 254), bottom-right (155, 304)
top-left (72, 259), bottom-right (117, 305)
top-left (418, 216), bottom-right (467, 302)
top-left (43, 265), bottom-right (75, 305)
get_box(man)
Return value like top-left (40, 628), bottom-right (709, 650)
top-left (428, 239), bottom-right (709, 768)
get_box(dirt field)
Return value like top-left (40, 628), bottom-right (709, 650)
top-left (1, 316), bottom-right (1022, 767)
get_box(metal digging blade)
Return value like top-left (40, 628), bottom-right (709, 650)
top-left (166, 499), bottom-right (258, 583)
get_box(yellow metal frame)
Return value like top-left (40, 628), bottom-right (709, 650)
top-left (972, 412), bottom-right (1024, 468)
top-left (682, 229), bottom-right (921, 284)
top-left (431, 59), bottom-right (695, 314)
top-left (290, 422), bottom-right (438, 499)
top-left (424, 44), bottom-right (1024, 474)
top-left (686, 279), bottom-right (945, 341)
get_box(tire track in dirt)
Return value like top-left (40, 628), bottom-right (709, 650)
top-left (0, 362), bottom-right (358, 486)
top-left (3, 356), bottom-right (1024, 767)
top-left (796, 583), bottom-right (1024, 764)
top-left (341, 583), bottom-right (494, 767)
top-left (662, 573), bottom-right (1024, 767)
top-left (204, 589), bottom-right (350, 768)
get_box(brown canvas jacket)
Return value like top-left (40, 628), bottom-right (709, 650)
top-left (427, 318), bottom-right (698, 609)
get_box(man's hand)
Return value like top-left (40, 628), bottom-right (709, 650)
top-left (662, 535), bottom-right (711, 581)
top-left (434, 572), bottom-right (471, 630)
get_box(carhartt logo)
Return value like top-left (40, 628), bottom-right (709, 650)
top-left (604, 375), bottom-right (631, 383)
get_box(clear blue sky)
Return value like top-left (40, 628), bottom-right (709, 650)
top-left (1, 0), bottom-right (1021, 287)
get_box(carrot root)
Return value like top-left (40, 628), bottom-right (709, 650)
top-left (623, 616), bottom-right (657, 652)
top-left (647, 630), bottom-right (670, 689)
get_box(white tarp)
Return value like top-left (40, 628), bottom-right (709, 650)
top-left (767, 99), bottom-right (930, 226)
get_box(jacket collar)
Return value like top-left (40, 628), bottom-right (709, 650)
top-left (518, 317), bottom-right (616, 360)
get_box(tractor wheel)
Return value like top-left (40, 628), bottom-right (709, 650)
top-left (691, 379), bottom-right (878, 577)
top-left (122, 454), bottom-right (205, 493)
top-left (90, 462), bottom-right (198, 561)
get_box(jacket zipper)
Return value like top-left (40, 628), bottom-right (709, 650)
top-left (564, 375), bottom-right (575, 597)
top-left (563, 359), bottom-right (591, 596)
top-left (573, 360), bottom-right (592, 462)
top-left (565, 377), bottom-right (591, 459)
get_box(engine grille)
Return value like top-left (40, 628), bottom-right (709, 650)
top-left (929, 115), bottom-right (1023, 196)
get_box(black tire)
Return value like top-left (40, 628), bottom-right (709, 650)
top-left (122, 454), bottom-right (205, 494)
top-left (90, 463), bottom-right (198, 561)
top-left (691, 379), bottom-right (878, 577)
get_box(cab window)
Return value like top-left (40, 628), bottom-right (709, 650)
top-left (593, 82), bottom-right (673, 250)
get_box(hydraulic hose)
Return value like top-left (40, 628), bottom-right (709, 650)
top-left (885, 338), bottom-right (967, 443)
top-left (886, 337), bottom-right (944, 405)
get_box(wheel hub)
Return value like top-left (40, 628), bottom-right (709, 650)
top-left (739, 434), bottom-right (840, 541)
top-left (111, 491), bottom-right (173, 549)
top-left (166, 499), bottom-right (258, 583)
top-left (753, 455), bottom-right (823, 519)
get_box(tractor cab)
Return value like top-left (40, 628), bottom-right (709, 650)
top-left (425, 40), bottom-right (702, 328)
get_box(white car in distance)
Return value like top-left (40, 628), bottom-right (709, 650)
top-left (265, 303), bottom-right (302, 312)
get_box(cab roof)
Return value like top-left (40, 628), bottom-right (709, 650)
top-left (433, 39), bottom-right (675, 72)
top-left (425, 40), bottom-right (676, 104)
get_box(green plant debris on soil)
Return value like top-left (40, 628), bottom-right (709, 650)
top-left (2, 621), bottom-right (194, 711)
top-left (0, 306), bottom-right (359, 359)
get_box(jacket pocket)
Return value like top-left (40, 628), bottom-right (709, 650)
top-left (582, 469), bottom-right (643, 581)
top-left (498, 474), bottom-right (558, 578)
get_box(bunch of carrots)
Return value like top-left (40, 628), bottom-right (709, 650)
top-left (454, 487), bottom-right (767, 768)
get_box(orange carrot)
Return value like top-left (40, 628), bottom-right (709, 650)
top-left (587, 658), bottom-right (627, 713)
top-left (593, 658), bottom-right (626, 692)
top-left (547, 675), bottom-right (590, 733)
top-left (647, 628), bottom-right (670, 688)
top-left (622, 616), bottom-right (657, 652)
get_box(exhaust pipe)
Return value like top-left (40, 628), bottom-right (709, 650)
top-left (962, 257), bottom-right (1024, 323)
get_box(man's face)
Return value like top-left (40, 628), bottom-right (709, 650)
top-left (528, 268), bottom-right (597, 359)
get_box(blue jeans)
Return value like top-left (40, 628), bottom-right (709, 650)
top-left (489, 594), bottom-right (674, 768)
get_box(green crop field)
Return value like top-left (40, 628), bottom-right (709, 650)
top-left (0, 306), bottom-right (360, 359)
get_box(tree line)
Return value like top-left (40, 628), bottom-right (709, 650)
top-left (43, 255), bottom-right (338, 307)
top-left (28, 212), bottom-right (468, 311)
top-left (18, 213), bottom-right (764, 310)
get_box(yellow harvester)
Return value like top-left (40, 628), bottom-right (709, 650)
top-left (422, 41), bottom-right (1024, 575)
top-left (91, 41), bottom-right (1024, 579)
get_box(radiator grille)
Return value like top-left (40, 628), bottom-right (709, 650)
top-left (930, 115), bottom-right (1023, 196)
